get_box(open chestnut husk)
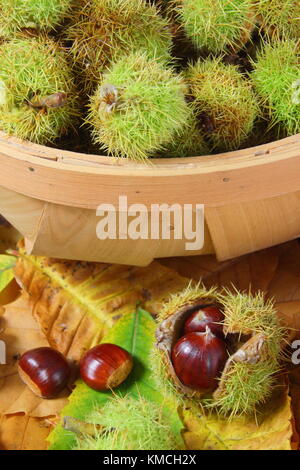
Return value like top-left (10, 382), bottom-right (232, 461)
top-left (155, 284), bottom-right (286, 415)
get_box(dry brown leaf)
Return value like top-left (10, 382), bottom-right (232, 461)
top-left (182, 387), bottom-right (292, 450)
top-left (15, 253), bottom-right (188, 362)
top-left (0, 278), bottom-right (20, 307)
top-left (0, 295), bottom-right (68, 417)
top-left (0, 414), bottom-right (52, 450)
top-left (0, 223), bottom-right (20, 254)
top-left (276, 301), bottom-right (300, 341)
top-left (161, 243), bottom-right (291, 294)
top-left (267, 242), bottom-right (300, 303)
top-left (159, 255), bottom-right (234, 281)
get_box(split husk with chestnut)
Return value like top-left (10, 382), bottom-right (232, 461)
top-left (154, 283), bottom-right (286, 417)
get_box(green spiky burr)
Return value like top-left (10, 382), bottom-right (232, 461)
top-left (0, 37), bottom-right (79, 144)
top-left (66, 0), bottom-right (173, 94)
top-left (74, 396), bottom-right (181, 450)
top-left (0, 0), bottom-right (72, 37)
top-left (252, 39), bottom-right (300, 136)
top-left (211, 287), bottom-right (284, 417)
top-left (87, 53), bottom-right (190, 162)
top-left (158, 111), bottom-right (209, 158)
top-left (172, 0), bottom-right (256, 53)
top-left (154, 283), bottom-right (286, 418)
top-left (186, 58), bottom-right (260, 152)
top-left (256, 0), bottom-right (300, 40)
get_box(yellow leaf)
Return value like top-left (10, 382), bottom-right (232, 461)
top-left (182, 387), bottom-right (292, 450)
top-left (15, 253), bottom-right (188, 362)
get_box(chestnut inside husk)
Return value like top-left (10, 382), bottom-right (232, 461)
top-left (155, 297), bottom-right (227, 397)
top-left (155, 290), bottom-right (281, 404)
top-left (154, 282), bottom-right (287, 418)
top-left (183, 304), bottom-right (225, 338)
top-left (171, 327), bottom-right (228, 392)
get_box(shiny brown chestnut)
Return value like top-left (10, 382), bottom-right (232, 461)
top-left (171, 328), bottom-right (227, 392)
top-left (183, 305), bottom-right (224, 338)
top-left (80, 343), bottom-right (133, 391)
top-left (18, 347), bottom-right (71, 398)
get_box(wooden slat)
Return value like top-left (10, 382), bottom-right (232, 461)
top-left (1, 132), bottom-right (300, 264)
top-left (1, 131), bottom-right (299, 166)
top-left (0, 187), bottom-right (45, 240)
top-left (27, 202), bottom-right (214, 265)
top-left (206, 192), bottom-right (300, 261)
top-left (0, 134), bottom-right (300, 210)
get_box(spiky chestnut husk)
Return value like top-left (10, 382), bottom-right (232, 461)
top-left (154, 283), bottom-right (286, 417)
top-left (65, 0), bottom-right (173, 94)
top-left (251, 39), bottom-right (300, 136)
top-left (157, 78), bottom-right (210, 158)
top-left (157, 111), bottom-right (209, 158)
top-left (185, 58), bottom-right (260, 152)
top-left (87, 53), bottom-right (191, 162)
top-left (171, 0), bottom-right (256, 53)
top-left (256, 0), bottom-right (300, 40)
top-left (73, 395), bottom-right (182, 450)
top-left (0, 37), bottom-right (79, 144)
top-left (211, 286), bottom-right (285, 417)
top-left (0, 0), bottom-right (72, 37)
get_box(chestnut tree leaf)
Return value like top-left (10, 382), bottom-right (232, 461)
top-left (161, 243), bottom-right (286, 294)
top-left (48, 308), bottom-right (185, 450)
top-left (0, 414), bottom-right (52, 450)
top-left (0, 255), bottom-right (16, 293)
top-left (182, 386), bottom-right (292, 450)
top-left (15, 247), bottom-right (188, 363)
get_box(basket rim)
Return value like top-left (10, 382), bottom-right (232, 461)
top-left (0, 132), bottom-right (300, 209)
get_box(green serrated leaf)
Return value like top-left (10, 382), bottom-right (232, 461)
top-left (0, 254), bottom-right (16, 293)
top-left (48, 308), bottom-right (184, 450)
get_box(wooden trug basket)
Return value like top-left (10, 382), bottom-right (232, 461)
top-left (0, 131), bottom-right (300, 266)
